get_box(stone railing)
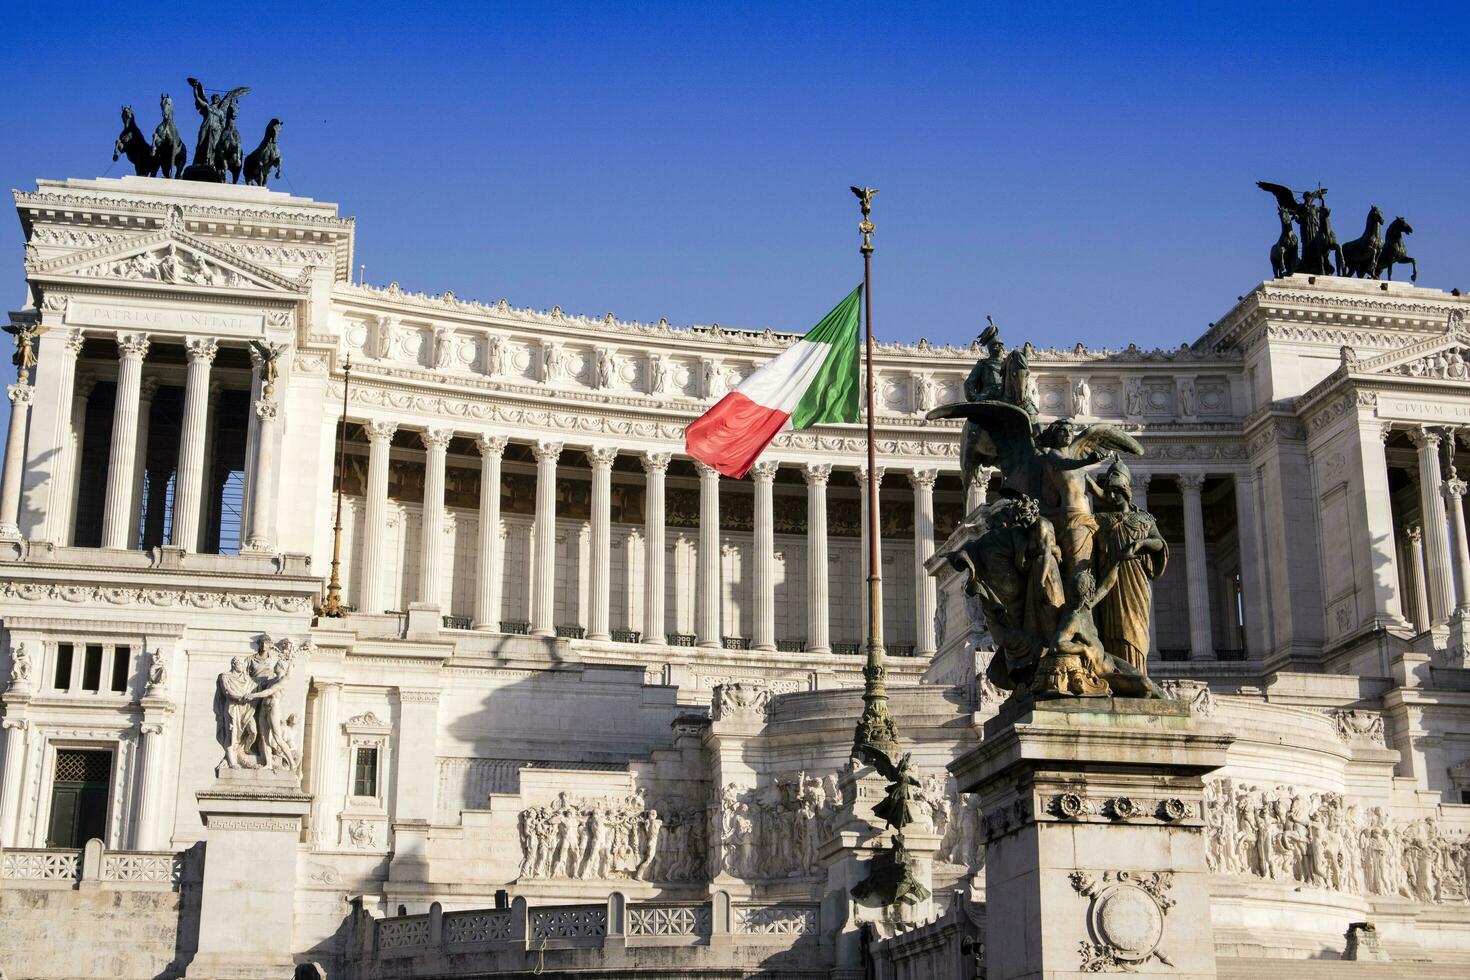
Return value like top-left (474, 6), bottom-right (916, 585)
top-left (365, 891), bottom-right (821, 963)
top-left (0, 840), bottom-right (185, 891)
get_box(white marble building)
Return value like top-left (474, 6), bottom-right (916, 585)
top-left (0, 176), bottom-right (1468, 978)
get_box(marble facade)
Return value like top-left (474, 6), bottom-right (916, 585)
top-left (0, 176), bottom-right (1468, 977)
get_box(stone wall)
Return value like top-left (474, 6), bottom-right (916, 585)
top-left (0, 880), bottom-right (198, 979)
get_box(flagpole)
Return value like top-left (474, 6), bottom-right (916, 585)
top-left (319, 355), bottom-right (352, 618)
top-left (852, 186), bottom-right (898, 759)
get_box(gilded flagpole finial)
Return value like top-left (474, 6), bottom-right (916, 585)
top-left (851, 186), bottom-right (878, 254)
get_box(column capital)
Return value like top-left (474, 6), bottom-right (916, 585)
top-left (641, 451), bottom-right (672, 474)
top-left (139, 722), bottom-right (165, 737)
top-left (7, 383), bottom-right (34, 406)
top-left (857, 464), bottom-right (886, 486)
top-left (475, 433), bottom-right (509, 458)
top-left (421, 427), bottom-right (454, 451)
top-left (185, 337), bottom-right (219, 363)
top-left (908, 468), bottom-right (939, 491)
top-left (139, 377), bottom-right (161, 404)
top-left (1407, 523), bottom-right (1423, 543)
top-left (1178, 472), bottom-right (1207, 494)
top-left (532, 439), bottom-right (563, 463)
top-left (1444, 479), bottom-right (1468, 501)
top-left (693, 460), bottom-right (721, 480)
top-left (1408, 425), bottom-right (1445, 450)
top-left (802, 462), bottom-right (832, 486)
top-left (750, 460), bottom-right (778, 483)
top-left (587, 446), bottom-right (619, 469)
top-left (116, 332), bottom-right (150, 359)
top-left (364, 419), bottom-right (398, 444)
top-left (60, 328), bottom-right (85, 355)
top-left (255, 398), bottom-right (280, 422)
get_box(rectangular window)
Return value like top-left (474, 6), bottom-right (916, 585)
top-left (110, 646), bottom-right (130, 693)
top-left (54, 643), bottom-right (74, 690)
top-left (352, 746), bottom-right (379, 798)
top-left (81, 644), bottom-right (104, 692)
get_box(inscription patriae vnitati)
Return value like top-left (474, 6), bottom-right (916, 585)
top-left (66, 299), bottom-right (265, 335)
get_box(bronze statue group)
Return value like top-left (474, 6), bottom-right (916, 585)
top-left (1258, 180), bottom-right (1416, 282)
top-left (113, 77), bottom-right (283, 187)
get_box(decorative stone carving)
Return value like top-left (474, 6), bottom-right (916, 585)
top-left (7, 642), bottom-right (32, 692)
top-left (712, 773), bottom-right (842, 880)
top-left (1331, 708), bottom-right (1387, 746)
top-left (516, 789), bottom-right (698, 882)
top-left (1071, 375), bottom-right (1090, 416)
top-left (1202, 778), bottom-right (1470, 903)
top-left (1157, 679), bottom-right (1216, 717)
top-left (144, 648), bottom-right (168, 695)
top-left (1070, 870), bottom-right (1176, 970)
top-left (710, 681), bottom-right (779, 721)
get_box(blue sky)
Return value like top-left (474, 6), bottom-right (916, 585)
top-left (2, 0), bottom-right (1468, 437)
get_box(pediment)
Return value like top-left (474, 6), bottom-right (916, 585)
top-left (28, 216), bottom-right (304, 295)
top-left (1347, 310), bottom-right (1470, 381)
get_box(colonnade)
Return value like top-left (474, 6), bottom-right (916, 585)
top-left (1397, 425), bottom-right (1470, 632)
top-left (0, 330), bottom-right (273, 552)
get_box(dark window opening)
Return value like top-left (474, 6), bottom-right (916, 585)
top-left (53, 643), bottom-right (74, 689)
top-left (110, 646), bottom-right (130, 693)
top-left (353, 746), bottom-right (379, 798)
top-left (46, 749), bottom-right (112, 848)
top-left (81, 644), bottom-right (103, 692)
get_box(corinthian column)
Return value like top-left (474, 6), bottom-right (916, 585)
top-left (0, 381), bottom-right (34, 538)
top-left (243, 394), bottom-right (280, 551)
top-left (751, 460), bottom-right (778, 652)
top-left (101, 333), bottom-right (150, 549)
top-left (359, 420), bottom-right (397, 614)
top-left (965, 466), bottom-right (989, 515)
top-left (1178, 473), bottom-right (1215, 660)
top-left (803, 463), bottom-right (832, 654)
top-left (531, 440), bottom-right (563, 637)
top-left (587, 446), bottom-right (618, 641)
top-left (1135, 472), bottom-right (1157, 658)
top-left (1406, 525), bottom-right (1431, 632)
top-left (306, 680), bottom-right (341, 846)
top-left (1409, 427), bottom-right (1454, 625)
top-left (1444, 475), bottom-right (1470, 613)
top-left (695, 461), bottom-right (722, 648)
top-left (171, 337), bottom-right (218, 550)
top-left (910, 469), bottom-right (939, 659)
top-left (133, 721), bottom-right (166, 849)
top-left (417, 428), bottom-right (452, 607)
top-left (641, 452), bottom-right (671, 645)
top-left (474, 434), bottom-right (508, 629)
top-left (37, 329), bottom-right (85, 544)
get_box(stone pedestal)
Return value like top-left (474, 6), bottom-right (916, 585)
top-left (186, 769), bottom-right (312, 979)
top-left (950, 698), bottom-right (1232, 980)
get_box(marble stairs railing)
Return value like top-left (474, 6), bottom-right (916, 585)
top-left (0, 839), bottom-right (186, 891)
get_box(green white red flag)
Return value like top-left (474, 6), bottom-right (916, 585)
top-left (685, 285), bottom-right (862, 479)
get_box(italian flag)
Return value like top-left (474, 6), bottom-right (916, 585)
top-left (685, 285), bottom-right (862, 479)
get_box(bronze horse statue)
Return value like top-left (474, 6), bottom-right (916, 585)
top-left (1311, 205), bottom-right (1343, 276)
top-left (113, 105), bottom-right (153, 176)
top-left (243, 118), bottom-right (283, 187)
top-left (1376, 217), bottom-right (1417, 282)
top-left (1339, 206), bottom-right (1385, 279)
top-left (218, 103), bottom-right (244, 183)
top-left (1269, 206), bottom-right (1298, 278)
top-left (149, 94), bottom-right (187, 179)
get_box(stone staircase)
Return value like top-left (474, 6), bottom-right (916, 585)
top-left (1217, 959), bottom-right (1469, 979)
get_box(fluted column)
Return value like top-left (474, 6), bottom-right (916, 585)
top-left (359, 421), bottom-right (397, 614)
top-left (170, 337), bottom-right (218, 550)
top-left (965, 466), bottom-right (989, 515)
top-left (910, 469), bottom-right (939, 659)
top-left (1444, 477), bottom-right (1470, 613)
top-left (1179, 473), bottom-right (1214, 660)
top-left (1232, 470), bottom-right (1270, 657)
top-left (133, 720), bottom-right (166, 849)
top-left (531, 440), bottom-right (563, 637)
top-left (1135, 472), bottom-right (1157, 658)
top-left (858, 465), bottom-right (886, 638)
top-left (587, 447), bottom-right (618, 641)
top-left (0, 381), bottom-right (34, 537)
top-left (101, 333), bottom-right (149, 549)
top-left (306, 680), bottom-right (341, 846)
top-left (37, 329), bottom-right (85, 544)
top-left (417, 428), bottom-right (452, 607)
top-left (128, 378), bottom-right (159, 548)
top-left (240, 348), bottom-right (265, 537)
top-left (244, 391), bottom-right (280, 551)
top-left (751, 460), bottom-right (778, 652)
top-left (1409, 427), bottom-right (1454, 625)
top-left (1407, 524), bottom-right (1431, 632)
top-left (641, 453), bottom-right (671, 645)
top-left (695, 461), bottom-right (722, 648)
top-left (62, 374), bottom-right (95, 545)
top-left (803, 464), bottom-right (832, 654)
top-left (473, 434), bottom-right (508, 629)
top-left (1, 712), bottom-right (31, 846)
